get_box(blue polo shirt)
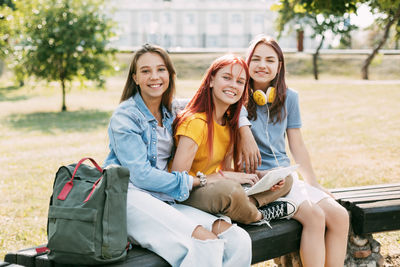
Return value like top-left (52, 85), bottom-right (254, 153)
top-left (249, 88), bottom-right (302, 170)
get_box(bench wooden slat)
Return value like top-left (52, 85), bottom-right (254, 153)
top-left (335, 190), bottom-right (400, 201)
top-left (351, 200), bottom-right (400, 234)
top-left (16, 247), bottom-right (43, 267)
top-left (356, 199), bottom-right (400, 209)
top-left (339, 192), bottom-right (400, 206)
top-left (35, 255), bottom-right (53, 267)
top-left (331, 183), bottom-right (400, 235)
top-left (3, 246), bottom-right (50, 267)
top-left (247, 220), bottom-right (302, 263)
top-left (0, 263), bottom-right (25, 267)
top-left (3, 254), bottom-right (16, 266)
top-left (330, 183), bottom-right (400, 193)
top-left (333, 186), bottom-right (400, 199)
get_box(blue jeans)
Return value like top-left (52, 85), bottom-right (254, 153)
top-left (126, 185), bottom-right (252, 267)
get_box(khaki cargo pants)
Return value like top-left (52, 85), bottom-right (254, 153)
top-left (181, 175), bottom-right (293, 224)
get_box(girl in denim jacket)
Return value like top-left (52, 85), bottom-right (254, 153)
top-left (104, 44), bottom-right (251, 267)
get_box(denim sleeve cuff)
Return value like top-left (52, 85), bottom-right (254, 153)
top-left (188, 175), bottom-right (194, 190)
top-left (172, 171), bottom-right (192, 202)
top-left (238, 116), bottom-right (252, 128)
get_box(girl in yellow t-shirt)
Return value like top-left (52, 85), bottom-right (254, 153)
top-left (171, 54), bottom-right (295, 224)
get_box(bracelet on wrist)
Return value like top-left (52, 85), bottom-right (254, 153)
top-left (196, 171), bottom-right (207, 187)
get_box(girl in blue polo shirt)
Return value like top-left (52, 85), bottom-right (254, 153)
top-left (242, 35), bottom-right (349, 267)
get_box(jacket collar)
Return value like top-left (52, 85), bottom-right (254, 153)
top-left (133, 93), bottom-right (171, 122)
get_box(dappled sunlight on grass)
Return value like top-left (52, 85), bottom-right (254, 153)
top-left (4, 110), bottom-right (112, 134)
top-left (0, 85), bottom-right (30, 102)
top-left (294, 82), bottom-right (400, 189)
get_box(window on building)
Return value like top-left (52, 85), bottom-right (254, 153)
top-left (163, 12), bottom-right (172, 24)
top-left (185, 13), bottom-right (195, 25)
top-left (231, 13), bottom-right (242, 24)
top-left (163, 34), bottom-right (172, 47)
top-left (253, 14), bottom-right (264, 24)
top-left (148, 33), bottom-right (159, 45)
top-left (209, 13), bottom-right (220, 24)
top-left (229, 35), bottom-right (244, 47)
top-left (207, 35), bottom-right (219, 47)
top-left (141, 12), bottom-right (151, 24)
top-left (183, 35), bottom-right (196, 47)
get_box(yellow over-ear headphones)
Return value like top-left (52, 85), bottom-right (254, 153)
top-left (253, 87), bottom-right (276, 106)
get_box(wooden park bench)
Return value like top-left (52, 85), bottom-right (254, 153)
top-left (3, 182), bottom-right (400, 267)
top-left (331, 182), bottom-right (400, 266)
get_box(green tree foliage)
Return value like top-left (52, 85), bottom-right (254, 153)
top-left (300, 0), bottom-right (358, 14)
top-left (280, 0), bottom-right (400, 80)
top-left (360, 0), bottom-right (400, 79)
top-left (272, 0), bottom-right (358, 80)
top-left (15, 0), bottom-right (116, 111)
top-left (0, 0), bottom-right (16, 60)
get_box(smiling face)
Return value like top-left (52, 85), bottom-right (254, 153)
top-left (210, 63), bottom-right (247, 108)
top-left (133, 52), bottom-right (169, 103)
top-left (248, 43), bottom-right (280, 91)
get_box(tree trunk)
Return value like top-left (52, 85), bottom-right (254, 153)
top-left (61, 79), bottom-right (67, 112)
top-left (297, 30), bottom-right (304, 52)
top-left (362, 5), bottom-right (400, 80)
top-left (313, 35), bottom-right (325, 80)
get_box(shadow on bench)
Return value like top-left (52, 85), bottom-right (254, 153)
top-left (3, 220), bottom-right (302, 267)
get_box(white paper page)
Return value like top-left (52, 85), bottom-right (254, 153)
top-left (245, 164), bottom-right (299, 196)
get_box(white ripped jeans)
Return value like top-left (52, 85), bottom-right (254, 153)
top-left (126, 185), bottom-right (252, 267)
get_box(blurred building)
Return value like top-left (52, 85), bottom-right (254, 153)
top-left (110, 0), bottom-right (300, 51)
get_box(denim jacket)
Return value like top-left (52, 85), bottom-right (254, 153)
top-left (104, 93), bottom-right (192, 202)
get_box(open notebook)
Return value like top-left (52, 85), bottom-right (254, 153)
top-left (243, 164), bottom-right (299, 196)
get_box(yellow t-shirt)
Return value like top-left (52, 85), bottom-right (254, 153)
top-left (175, 113), bottom-right (230, 176)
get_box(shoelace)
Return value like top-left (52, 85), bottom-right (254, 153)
top-left (250, 218), bottom-right (272, 228)
top-left (260, 203), bottom-right (285, 221)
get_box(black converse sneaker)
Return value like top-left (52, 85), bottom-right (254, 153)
top-left (258, 198), bottom-right (297, 221)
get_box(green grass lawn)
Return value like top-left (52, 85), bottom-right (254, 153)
top-left (1, 53), bottom-right (400, 263)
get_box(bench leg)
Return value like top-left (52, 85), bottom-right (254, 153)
top-left (345, 226), bottom-right (384, 267)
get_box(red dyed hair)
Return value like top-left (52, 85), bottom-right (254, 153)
top-left (173, 54), bottom-right (249, 171)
